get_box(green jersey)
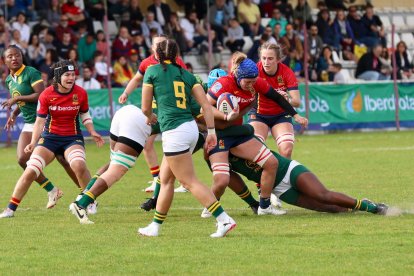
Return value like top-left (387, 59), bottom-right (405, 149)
top-left (5, 65), bottom-right (43, 124)
top-left (143, 64), bottom-right (199, 132)
top-left (229, 150), bottom-right (292, 188)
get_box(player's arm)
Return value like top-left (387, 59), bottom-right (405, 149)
top-left (288, 89), bottom-right (301, 108)
top-left (13, 80), bottom-right (45, 104)
top-left (24, 116), bottom-right (46, 153)
top-left (4, 106), bottom-right (21, 130)
top-left (141, 83), bottom-right (157, 125)
top-left (119, 71), bottom-right (144, 104)
top-left (80, 92), bottom-right (104, 147)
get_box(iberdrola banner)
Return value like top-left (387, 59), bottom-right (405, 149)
top-left (296, 82), bottom-right (414, 130)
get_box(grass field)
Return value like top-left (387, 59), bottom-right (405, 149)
top-left (0, 131), bottom-right (413, 275)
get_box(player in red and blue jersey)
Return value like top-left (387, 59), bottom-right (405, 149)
top-left (250, 42), bottom-right (301, 159)
top-left (0, 60), bottom-right (104, 219)
top-left (118, 34), bottom-right (187, 194)
top-left (206, 52), bottom-right (308, 217)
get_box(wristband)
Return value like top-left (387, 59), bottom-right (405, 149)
top-left (207, 128), bottom-right (216, 135)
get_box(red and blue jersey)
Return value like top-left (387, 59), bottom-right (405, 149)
top-left (256, 61), bottom-right (298, 115)
top-left (208, 74), bottom-right (271, 126)
top-left (37, 85), bottom-right (89, 136)
top-left (138, 54), bottom-right (187, 75)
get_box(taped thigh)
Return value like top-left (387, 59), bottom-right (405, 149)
top-left (110, 150), bottom-right (137, 169)
top-left (253, 145), bottom-right (272, 167)
top-left (26, 154), bottom-right (46, 177)
top-left (211, 162), bottom-right (230, 176)
top-left (67, 149), bottom-right (86, 166)
top-left (275, 133), bottom-right (295, 147)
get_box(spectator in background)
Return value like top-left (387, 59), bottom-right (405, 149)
top-left (237, 0), bottom-right (263, 37)
top-left (307, 24), bottom-right (324, 64)
top-left (395, 41), bottom-right (414, 80)
top-left (10, 29), bottom-right (28, 54)
top-left (56, 31), bottom-right (74, 60)
top-left (333, 9), bottom-right (355, 60)
top-left (55, 15), bottom-right (78, 44)
top-left (316, 46), bottom-right (335, 82)
top-left (247, 33), bottom-right (269, 62)
top-left (316, 9), bottom-right (336, 48)
top-left (46, 0), bottom-right (62, 28)
top-left (226, 18), bottom-right (245, 53)
top-left (111, 0), bottom-right (130, 23)
top-left (129, 0), bottom-right (144, 22)
top-left (165, 12), bottom-right (187, 54)
top-left (113, 55), bottom-right (134, 87)
top-left (112, 26), bottom-right (132, 61)
top-left (274, 0), bottom-right (293, 23)
top-left (128, 49), bottom-right (139, 73)
top-left (77, 32), bottom-right (97, 64)
top-left (208, 0), bottom-right (232, 45)
top-left (42, 29), bottom-right (57, 50)
top-left (180, 9), bottom-right (207, 52)
top-left (200, 29), bottom-right (223, 67)
top-left (68, 48), bottom-right (80, 76)
top-left (272, 24), bottom-right (285, 45)
top-left (95, 30), bottom-right (109, 58)
top-left (27, 34), bottom-right (46, 67)
top-left (38, 48), bottom-right (59, 76)
top-left (280, 24), bottom-right (303, 60)
top-left (61, 0), bottom-right (86, 30)
top-left (141, 12), bottom-right (163, 40)
top-left (356, 44), bottom-right (390, 81)
top-left (147, 0), bottom-right (171, 30)
top-left (86, 0), bottom-right (105, 21)
top-left (283, 49), bottom-right (303, 80)
top-left (268, 8), bottom-right (288, 37)
top-left (131, 31), bottom-right (150, 64)
top-left (94, 50), bottom-right (113, 87)
top-left (361, 5), bottom-right (385, 47)
top-left (76, 64), bottom-right (101, 89)
top-left (12, 12), bottom-right (30, 44)
top-left (263, 26), bottom-right (277, 44)
top-left (332, 63), bottom-right (352, 84)
top-left (293, 0), bottom-right (312, 26)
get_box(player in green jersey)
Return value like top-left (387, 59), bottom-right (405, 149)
top-left (0, 45), bottom-right (78, 211)
top-left (139, 39), bottom-right (236, 238)
top-left (228, 145), bottom-right (388, 215)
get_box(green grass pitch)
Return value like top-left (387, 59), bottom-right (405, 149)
top-left (0, 131), bottom-right (413, 274)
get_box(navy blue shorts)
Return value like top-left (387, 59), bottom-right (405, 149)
top-left (209, 133), bottom-right (253, 155)
top-left (37, 133), bottom-right (85, 155)
top-left (248, 111), bottom-right (292, 128)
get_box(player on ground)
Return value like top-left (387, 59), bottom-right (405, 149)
top-left (204, 52), bottom-right (308, 217)
top-left (1, 45), bottom-right (79, 209)
top-left (118, 34), bottom-right (188, 193)
top-left (0, 60), bottom-right (104, 218)
top-left (227, 146), bottom-right (389, 215)
top-left (138, 39), bottom-right (236, 238)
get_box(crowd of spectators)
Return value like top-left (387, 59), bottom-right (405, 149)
top-left (0, 0), bottom-right (413, 90)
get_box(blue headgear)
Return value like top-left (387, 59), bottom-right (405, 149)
top-left (236, 59), bottom-right (258, 85)
top-left (208, 68), bottom-right (228, 88)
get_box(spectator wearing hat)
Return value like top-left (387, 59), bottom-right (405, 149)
top-left (76, 64), bottom-right (101, 90)
top-left (78, 32), bottom-right (97, 64)
top-left (128, 49), bottom-right (140, 73)
top-left (11, 12), bottom-right (30, 44)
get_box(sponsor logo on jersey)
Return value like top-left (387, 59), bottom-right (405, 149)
top-left (72, 94), bottom-right (79, 105)
top-left (211, 82), bottom-right (222, 93)
top-left (277, 76), bottom-right (284, 85)
top-left (245, 160), bottom-right (261, 172)
top-left (219, 139), bottom-right (225, 149)
top-left (12, 90), bottom-right (25, 107)
top-left (49, 105), bottom-right (80, 111)
top-left (50, 97), bottom-right (58, 102)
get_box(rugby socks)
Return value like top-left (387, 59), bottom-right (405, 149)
top-left (237, 186), bottom-right (259, 206)
top-left (207, 201), bottom-right (232, 224)
top-left (354, 199), bottom-right (378, 213)
top-left (153, 210), bottom-right (167, 224)
top-left (259, 196), bottom-right (271, 209)
top-left (152, 177), bottom-right (161, 199)
top-left (150, 166), bottom-right (160, 179)
top-left (76, 191), bottom-right (95, 209)
top-left (7, 197), bottom-right (21, 211)
top-left (85, 173), bottom-right (101, 191)
top-left (38, 178), bottom-right (54, 192)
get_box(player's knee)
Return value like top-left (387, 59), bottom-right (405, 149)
top-left (26, 154), bottom-right (46, 178)
top-left (67, 149), bottom-right (86, 167)
top-left (262, 155), bottom-right (278, 170)
top-left (278, 144), bottom-right (293, 159)
top-left (71, 161), bottom-right (88, 176)
top-left (211, 163), bottom-right (230, 187)
top-left (213, 174), bottom-right (230, 190)
top-left (17, 156), bottom-right (28, 168)
top-left (253, 145), bottom-right (275, 168)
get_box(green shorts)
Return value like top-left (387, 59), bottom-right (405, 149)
top-left (273, 160), bottom-right (310, 205)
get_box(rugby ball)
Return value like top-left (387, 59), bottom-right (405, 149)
top-left (216, 93), bottom-right (238, 115)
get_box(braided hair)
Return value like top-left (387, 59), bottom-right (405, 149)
top-left (156, 39), bottom-right (180, 72)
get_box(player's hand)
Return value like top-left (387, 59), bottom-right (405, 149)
top-left (224, 106), bottom-right (239, 121)
top-left (24, 143), bottom-right (35, 153)
top-left (205, 134), bottom-right (217, 153)
top-left (91, 131), bottom-right (105, 147)
top-left (118, 92), bottom-right (128, 104)
top-left (146, 113), bottom-right (158, 125)
top-left (294, 114), bottom-right (308, 129)
top-left (4, 116), bottom-right (16, 130)
top-left (1, 98), bottom-right (16, 109)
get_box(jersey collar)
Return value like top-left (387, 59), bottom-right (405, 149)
top-left (10, 64), bottom-right (26, 82)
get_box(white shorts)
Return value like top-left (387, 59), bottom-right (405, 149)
top-left (272, 160), bottom-right (300, 197)
top-left (21, 123), bottom-right (34, 133)
top-left (110, 105), bottom-right (151, 148)
top-left (162, 120), bottom-right (198, 155)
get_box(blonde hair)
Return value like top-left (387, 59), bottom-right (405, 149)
top-left (259, 42), bottom-right (286, 62)
top-left (230, 51), bottom-right (247, 77)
